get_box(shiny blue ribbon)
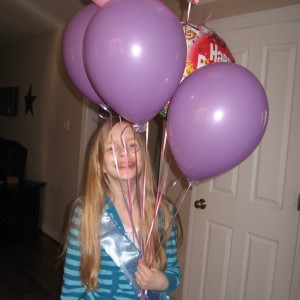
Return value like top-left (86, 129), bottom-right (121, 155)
top-left (100, 211), bottom-right (174, 300)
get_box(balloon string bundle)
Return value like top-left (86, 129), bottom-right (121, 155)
top-left (140, 121), bottom-right (149, 257)
top-left (145, 126), bottom-right (169, 251)
top-left (121, 120), bottom-right (141, 247)
top-left (153, 182), bottom-right (193, 264)
top-left (105, 115), bottom-right (181, 265)
top-left (108, 116), bottom-right (140, 248)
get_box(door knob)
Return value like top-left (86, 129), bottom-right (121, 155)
top-left (194, 199), bottom-right (207, 209)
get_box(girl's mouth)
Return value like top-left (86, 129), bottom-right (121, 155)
top-left (117, 161), bottom-right (135, 169)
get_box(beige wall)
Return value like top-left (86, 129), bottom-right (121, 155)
top-left (0, 28), bottom-right (83, 240)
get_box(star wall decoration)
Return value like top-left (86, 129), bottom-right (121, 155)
top-left (24, 84), bottom-right (36, 116)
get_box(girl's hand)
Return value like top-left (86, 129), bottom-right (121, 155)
top-left (135, 259), bottom-right (169, 291)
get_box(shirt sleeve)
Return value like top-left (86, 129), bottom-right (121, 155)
top-left (61, 207), bottom-right (87, 299)
top-left (161, 209), bottom-right (181, 294)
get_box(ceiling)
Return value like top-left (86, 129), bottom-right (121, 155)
top-left (0, 0), bottom-right (298, 48)
top-left (0, 0), bottom-right (90, 48)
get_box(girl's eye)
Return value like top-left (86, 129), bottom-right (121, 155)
top-left (105, 146), bottom-right (113, 152)
top-left (127, 142), bottom-right (140, 152)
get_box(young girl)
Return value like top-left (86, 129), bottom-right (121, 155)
top-left (61, 119), bottom-right (181, 299)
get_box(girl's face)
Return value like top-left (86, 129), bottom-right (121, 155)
top-left (102, 123), bottom-right (143, 183)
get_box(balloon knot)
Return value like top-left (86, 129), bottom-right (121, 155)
top-left (187, 178), bottom-right (200, 187)
top-left (133, 123), bottom-right (147, 133)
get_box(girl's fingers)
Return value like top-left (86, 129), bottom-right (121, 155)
top-left (136, 260), bottom-right (149, 275)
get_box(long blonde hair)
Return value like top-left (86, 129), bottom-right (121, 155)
top-left (67, 119), bottom-right (177, 291)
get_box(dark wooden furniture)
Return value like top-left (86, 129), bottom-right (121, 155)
top-left (0, 181), bottom-right (46, 239)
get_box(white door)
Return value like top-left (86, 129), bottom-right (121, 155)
top-left (183, 6), bottom-right (300, 300)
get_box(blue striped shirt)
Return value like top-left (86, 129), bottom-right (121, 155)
top-left (61, 197), bottom-right (180, 299)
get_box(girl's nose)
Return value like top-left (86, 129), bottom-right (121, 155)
top-left (117, 146), bottom-right (128, 156)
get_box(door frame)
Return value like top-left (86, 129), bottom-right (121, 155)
top-left (77, 98), bottom-right (99, 195)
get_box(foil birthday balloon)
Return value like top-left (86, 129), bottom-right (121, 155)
top-left (182, 23), bottom-right (235, 77)
top-left (160, 23), bottom-right (235, 117)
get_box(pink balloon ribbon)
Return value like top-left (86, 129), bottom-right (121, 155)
top-left (140, 121), bottom-right (149, 257)
top-left (187, 3), bottom-right (192, 23)
top-left (145, 127), bottom-right (170, 251)
top-left (186, 0), bottom-right (200, 23)
top-left (145, 157), bottom-right (171, 251)
top-left (186, 0), bottom-right (213, 26)
top-left (120, 120), bottom-right (143, 248)
top-left (198, 10), bottom-right (213, 25)
top-left (152, 181), bottom-right (193, 264)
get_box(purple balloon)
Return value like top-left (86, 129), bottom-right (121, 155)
top-left (167, 63), bottom-right (269, 181)
top-left (62, 4), bottom-right (105, 106)
top-left (83, 0), bottom-right (186, 124)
